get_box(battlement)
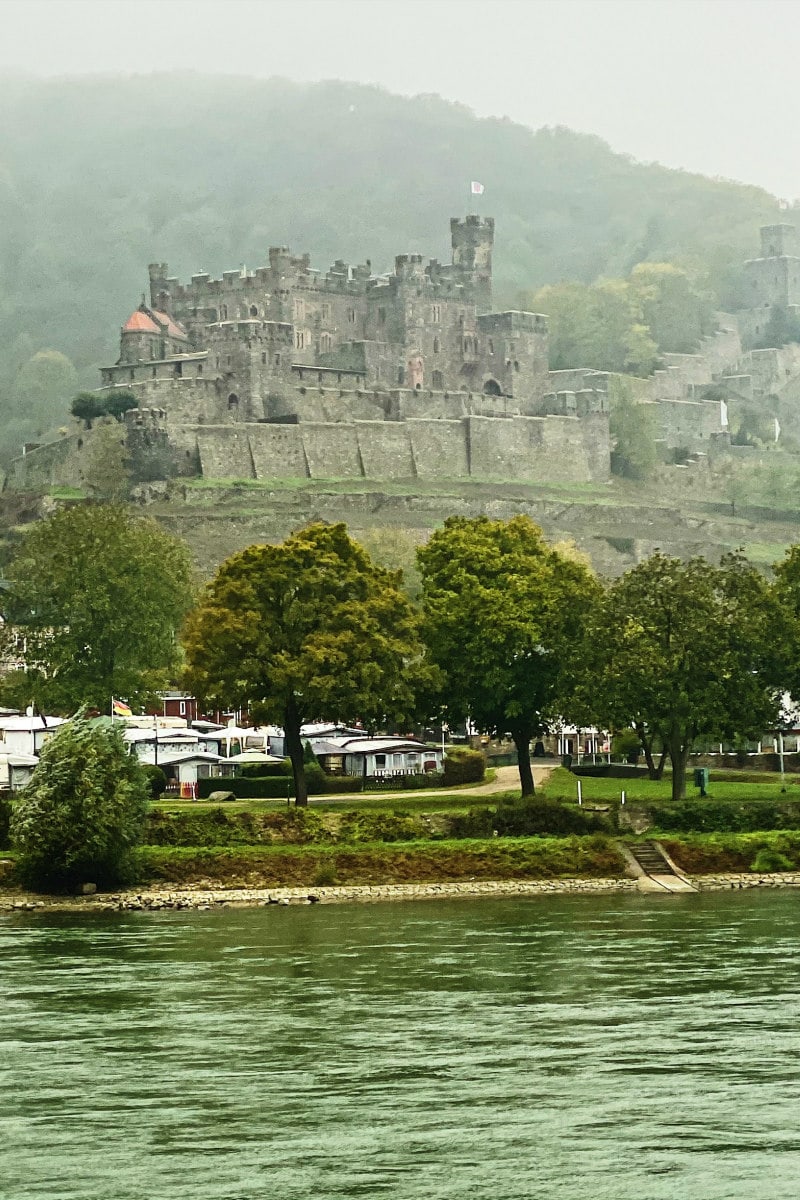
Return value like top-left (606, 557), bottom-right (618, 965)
top-left (478, 311), bottom-right (548, 334)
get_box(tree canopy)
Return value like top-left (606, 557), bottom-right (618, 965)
top-left (417, 515), bottom-right (600, 796)
top-left (10, 713), bottom-right (149, 890)
top-left (577, 551), bottom-right (790, 799)
top-left (182, 522), bottom-right (428, 805)
top-left (0, 503), bottom-right (195, 712)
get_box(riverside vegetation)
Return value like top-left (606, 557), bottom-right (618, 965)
top-left (5, 505), bottom-right (800, 892)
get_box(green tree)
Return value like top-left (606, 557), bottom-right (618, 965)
top-left (628, 262), bottom-right (716, 354)
top-left (1, 504), bottom-right (195, 712)
top-left (417, 515), bottom-right (601, 797)
top-left (104, 389), bottom-right (138, 420)
top-left (71, 391), bottom-right (100, 429)
top-left (182, 522), bottom-right (427, 806)
top-left (579, 551), bottom-right (788, 800)
top-left (10, 713), bottom-right (149, 890)
top-left (10, 349), bottom-right (77, 435)
top-left (609, 377), bottom-right (658, 479)
top-left (82, 421), bottom-right (131, 501)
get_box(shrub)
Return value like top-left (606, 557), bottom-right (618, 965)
top-left (493, 797), bottom-right (610, 837)
top-left (238, 760), bottom-right (291, 778)
top-left (751, 847), bottom-right (793, 873)
top-left (304, 762), bottom-right (328, 795)
top-left (650, 798), bottom-right (800, 833)
top-left (0, 790), bottom-right (11, 849)
top-left (443, 747), bottom-right (486, 785)
top-left (11, 714), bottom-right (149, 890)
top-left (337, 809), bottom-right (429, 843)
top-left (142, 764), bottom-right (167, 799)
top-left (449, 806), bottom-right (495, 838)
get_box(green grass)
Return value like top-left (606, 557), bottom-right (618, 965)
top-left (152, 788), bottom-right (518, 817)
top-left (541, 767), bottom-right (800, 804)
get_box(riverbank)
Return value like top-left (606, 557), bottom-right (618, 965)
top-left (3, 871), bottom-right (800, 913)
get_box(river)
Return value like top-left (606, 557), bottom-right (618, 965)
top-left (1, 890), bottom-right (799, 1199)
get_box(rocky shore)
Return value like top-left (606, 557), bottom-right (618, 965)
top-left (2, 871), bottom-right (800, 913)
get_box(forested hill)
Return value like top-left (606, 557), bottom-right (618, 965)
top-left (0, 72), bottom-right (787, 458)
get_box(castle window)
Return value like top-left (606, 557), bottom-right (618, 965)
top-left (378, 307), bottom-right (386, 324)
top-left (275, 353), bottom-right (281, 366)
top-left (295, 330), bottom-right (305, 350)
top-left (347, 307), bottom-right (356, 324)
top-left (294, 299), bottom-right (305, 320)
top-left (250, 305), bottom-right (258, 318)
top-left (514, 360), bottom-right (520, 372)
top-left (129, 370), bottom-right (135, 382)
top-left (397, 367), bottom-right (405, 385)
top-left (226, 356), bottom-right (231, 366)
top-left (433, 337), bottom-right (440, 354)
top-left (488, 339), bottom-right (494, 355)
top-left (321, 303), bottom-right (331, 322)
top-left (227, 393), bottom-right (239, 410)
top-left (209, 308), bottom-right (218, 321)
top-left (151, 367), bottom-right (157, 379)
top-left (432, 370), bottom-right (444, 388)
top-left (221, 305), bottom-right (228, 320)
top-left (197, 364), bottom-right (203, 375)
top-left (174, 362), bottom-right (182, 377)
top-left (321, 333), bottom-right (332, 352)
top-left (262, 352), bottom-right (267, 364)
top-left (432, 304), bottom-right (441, 323)
top-left (215, 356), bottom-right (220, 368)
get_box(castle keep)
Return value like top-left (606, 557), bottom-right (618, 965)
top-left (11, 216), bottom-right (800, 494)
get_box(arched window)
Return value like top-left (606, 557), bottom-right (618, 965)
top-left (483, 378), bottom-right (502, 395)
top-left (250, 305), bottom-right (259, 318)
top-left (227, 393), bottom-right (239, 411)
top-left (433, 337), bottom-right (440, 354)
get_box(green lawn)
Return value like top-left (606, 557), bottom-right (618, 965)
top-left (152, 788), bottom-right (516, 817)
top-left (541, 767), bottom-right (800, 804)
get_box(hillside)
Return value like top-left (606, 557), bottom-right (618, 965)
top-left (0, 73), bottom-right (788, 460)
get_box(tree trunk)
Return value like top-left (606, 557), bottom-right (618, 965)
top-left (283, 699), bottom-right (307, 807)
top-left (636, 723), bottom-right (667, 780)
top-left (668, 737), bottom-right (690, 802)
top-left (511, 727), bottom-right (535, 797)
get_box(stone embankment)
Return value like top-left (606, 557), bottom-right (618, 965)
top-left (2, 872), bottom-right (800, 914)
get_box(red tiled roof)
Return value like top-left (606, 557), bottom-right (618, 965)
top-left (152, 310), bottom-right (188, 340)
top-left (123, 310), bottom-right (160, 334)
top-left (122, 308), bottom-right (188, 340)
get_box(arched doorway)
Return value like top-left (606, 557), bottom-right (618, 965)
top-left (483, 378), bottom-right (502, 396)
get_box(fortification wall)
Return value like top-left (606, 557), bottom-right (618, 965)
top-left (407, 420), bottom-right (469, 479)
top-left (647, 399), bottom-right (723, 447)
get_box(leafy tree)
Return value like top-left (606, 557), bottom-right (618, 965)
top-left (578, 551), bottom-right (789, 800)
top-left (82, 421), bottom-right (131, 501)
top-left (71, 391), bottom-right (100, 429)
top-left (10, 713), bottom-right (149, 890)
top-left (104, 389), bottom-right (138, 420)
top-left (10, 350), bottom-right (78, 435)
top-left (1, 504), bottom-right (195, 712)
top-left (628, 262), bottom-right (716, 354)
top-left (417, 515), bottom-right (601, 797)
top-left (182, 522), bottom-right (427, 806)
top-left (609, 377), bottom-right (658, 479)
top-left (529, 280), bottom-right (658, 375)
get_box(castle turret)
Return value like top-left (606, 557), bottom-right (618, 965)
top-left (451, 215), bottom-right (494, 312)
top-left (148, 263), bottom-right (171, 312)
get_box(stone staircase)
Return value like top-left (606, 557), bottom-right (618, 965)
top-left (626, 840), bottom-right (697, 893)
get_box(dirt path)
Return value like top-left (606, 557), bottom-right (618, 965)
top-left (318, 761), bottom-right (556, 802)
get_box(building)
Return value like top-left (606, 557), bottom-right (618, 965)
top-left (310, 735), bottom-right (443, 780)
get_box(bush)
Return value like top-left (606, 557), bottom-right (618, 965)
top-left (449, 806), bottom-right (495, 838)
top-left (146, 806), bottom-right (328, 846)
top-left (443, 747), bottom-right (486, 785)
top-left (304, 762), bottom-right (329, 795)
top-left (650, 798), bottom-right (800, 833)
top-left (0, 790), bottom-right (11, 849)
top-left (337, 809), bottom-right (429, 843)
top-left (142, 764), bottom-right (167, 799)
top-left (493, 797), bottom-right (610, 837)
top-left (11, 714), bottom-right (149, 890)
top-left (238, 760), bottom-right (291, 778)
top-left (751, 847), bottom-right (793, 872)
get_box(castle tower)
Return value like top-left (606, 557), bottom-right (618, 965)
top-left (743, 223), bottom-right (800, 311)
top-left (450, 215), bottom-right (494, 313)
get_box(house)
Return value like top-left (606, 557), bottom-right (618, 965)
top-left (157, 751), bottom-right (236, 798)
top-left (310, 736), bottom-right (443, 780)
top-left (161, 691), bottom-right (198, 722)
top-left (265, 723), bottom-right (364, 758)
top-left (0, 715), bottom-right (67, 758)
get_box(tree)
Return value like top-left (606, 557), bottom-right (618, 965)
top-left (82, 421), bottom-right (131, 501)
top-left (1, 504), bottom-right (195, 712)
top-left (628, 262), bottom-right (716, 354)
top-left (579, 551), bottom-right (789, 800)
top-left (609, 377), bottom-right (658, 480)
top-left (182, 522), bottom-right (427, 806)
top-left (417, 515), bottom-right (601, 797)
top-left (71, 392), bottom-right (100, 429)
top-left (104, 389), bottom-right (138, 420)
top-left (11, 350), bottom-right (77, 435)
top-left (10, 713), bottom-right (149, 890)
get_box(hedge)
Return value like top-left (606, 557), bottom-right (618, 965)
top-left (196, 773), bottom-right (365, 799)
top-left (443, 747), bottom-right (486, 785)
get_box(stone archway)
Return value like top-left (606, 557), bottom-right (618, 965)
top-left (483, 378), bottom-right (502, 396)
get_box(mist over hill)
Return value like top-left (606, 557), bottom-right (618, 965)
top-left (0, 73), bottom-right (787, 458)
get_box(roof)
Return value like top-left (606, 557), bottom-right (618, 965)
top-left (0, 716), bottom-right (67, 732)
top-left (122, 308), bottom-right (188, 340)
top-left (314, 736), bottom-right (435, 756)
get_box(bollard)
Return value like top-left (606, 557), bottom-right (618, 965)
top-left (577, 780), bottom-right (582, 806)
top-left (621, 790), bottom-right (626, 806)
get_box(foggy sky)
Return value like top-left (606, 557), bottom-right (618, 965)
top-left (2, 0), bottom-right (798, 199)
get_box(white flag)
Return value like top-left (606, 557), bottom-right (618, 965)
top-left (775, 417), bottom-right (781, 442)
top-left (720, 399), bottom-right (728, 428)
top-left (470, 181), bottom-right (485, 195)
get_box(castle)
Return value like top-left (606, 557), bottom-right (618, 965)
top-left (10, 217), bottom-right (800, 492)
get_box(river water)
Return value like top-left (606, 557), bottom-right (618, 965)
top-left (1, 890), bottom-right (799, 1199)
